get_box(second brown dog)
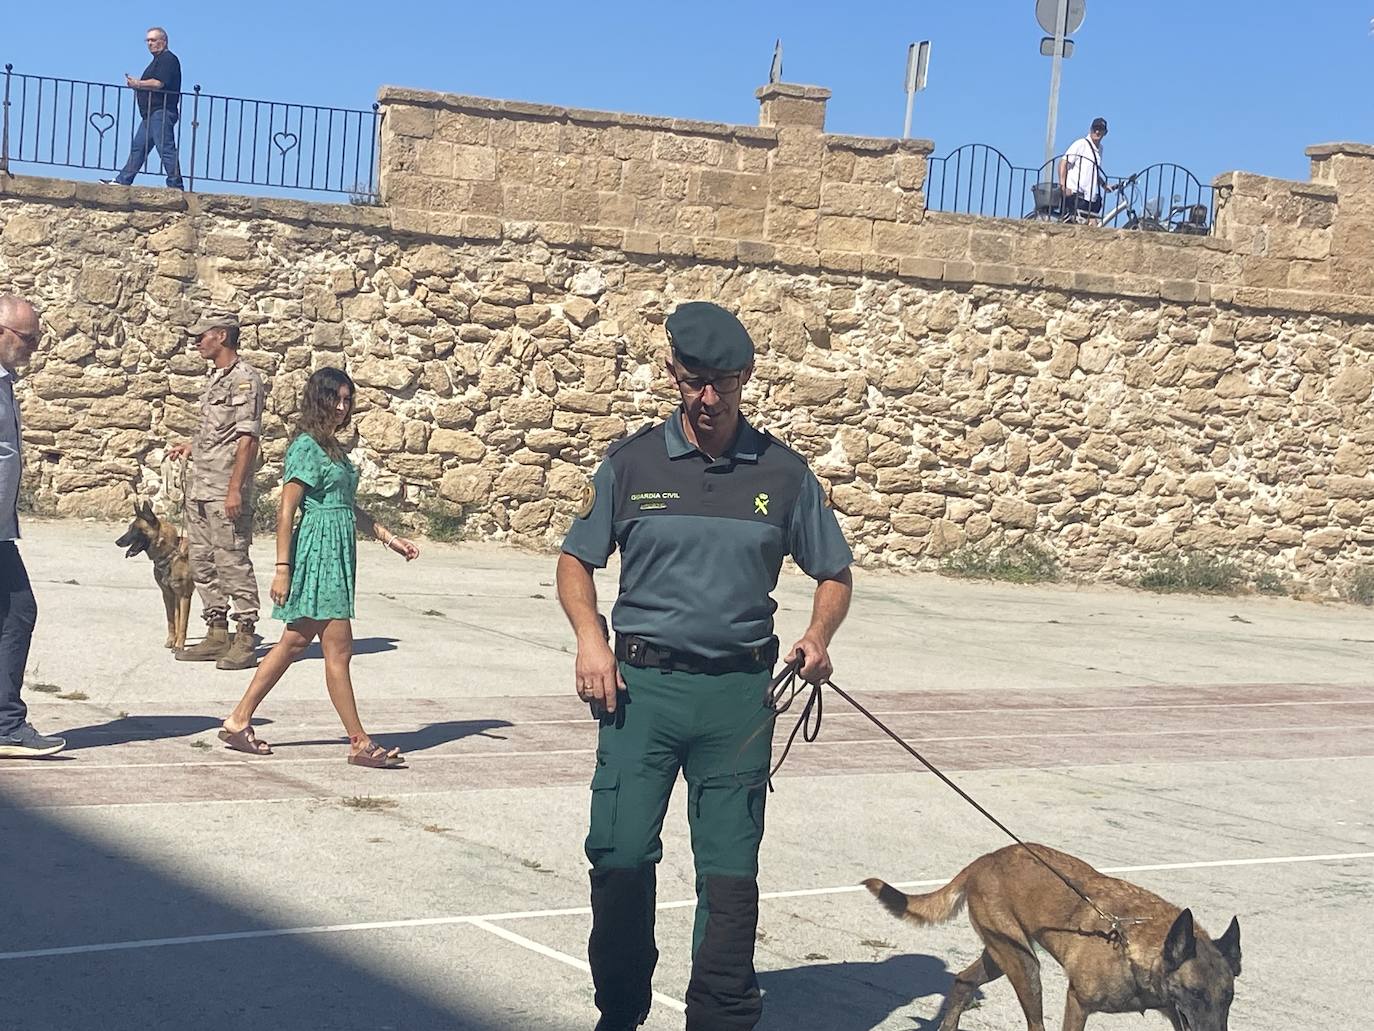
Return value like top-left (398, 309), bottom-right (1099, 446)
top-left (115, 500), bottom-right (195, 650)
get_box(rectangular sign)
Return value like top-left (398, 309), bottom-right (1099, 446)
top-left (905, 40), bottom-right (931, 93)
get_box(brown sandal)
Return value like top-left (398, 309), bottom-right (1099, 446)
top-left (347, 740), bottom-right (406, 769)
top-left (217, 725), bottom-right (272, 756)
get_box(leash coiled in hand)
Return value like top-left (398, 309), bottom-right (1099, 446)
top-left (758, 656), bottom-right (1143, 948)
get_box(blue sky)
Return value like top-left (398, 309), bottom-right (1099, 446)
top-left (5, 0), bottom-right (1371, 187)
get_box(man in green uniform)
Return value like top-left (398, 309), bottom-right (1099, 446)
top-left (556, 301), bottom-right (854, 1031)
top-left (168, 314), bottom-right (266, 670)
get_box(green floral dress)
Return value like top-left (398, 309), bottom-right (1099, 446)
top-left (272, 434), bottom-right (360, 623)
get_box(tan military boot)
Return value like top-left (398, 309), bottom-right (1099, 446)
top-left (216, 619), bottom-right (260, 670)
top-left (176, 619), bottom-right (230, 662)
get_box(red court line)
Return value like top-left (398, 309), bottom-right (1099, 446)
top-left (6, 682), bottom-right (1372, 809)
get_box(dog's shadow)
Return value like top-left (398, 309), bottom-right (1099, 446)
top-left (272, 719), bottom-right (512, 753)
top-left (757, 952), bottom-right (953, 1031)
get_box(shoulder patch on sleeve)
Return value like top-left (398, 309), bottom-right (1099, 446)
top-left (576, 479), bottom-right (597, 519)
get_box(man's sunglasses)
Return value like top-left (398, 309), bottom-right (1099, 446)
top-left (0, 324), bottom-right (40, 348)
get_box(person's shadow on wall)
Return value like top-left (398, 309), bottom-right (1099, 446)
top-left (757, 952), bottom-right (953, 1031)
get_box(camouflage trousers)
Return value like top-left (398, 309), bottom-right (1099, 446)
top-left (185, 499), bottom-right (260, 624)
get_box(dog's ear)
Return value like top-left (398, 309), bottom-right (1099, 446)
top-left (137, 498), bottom-right (155, 520)
top-left (1214, 916), bottom-right (1241, 977)
top-left (1163, 908), bottom-right (1197, 972)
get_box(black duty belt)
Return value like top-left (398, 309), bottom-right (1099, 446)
top-left (615, 634), bottom-right (778, 676)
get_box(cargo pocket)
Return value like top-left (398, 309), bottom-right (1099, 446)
top-left (584, 763), bottom-right (621, 860)
top-left (688, 772), bottom-right (768, 877)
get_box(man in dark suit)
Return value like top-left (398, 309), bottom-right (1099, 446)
top-left (0, 295), bottom-right (64, 758)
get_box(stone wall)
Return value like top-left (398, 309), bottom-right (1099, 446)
top-left (377, 83), bottom-right (932, 272)
top-left (1, 83), bottom-right (1372, 595)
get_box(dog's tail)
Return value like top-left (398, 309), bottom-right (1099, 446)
top-left (863, 866), bottom-right (971, 926)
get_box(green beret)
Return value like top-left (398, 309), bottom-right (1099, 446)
top-left (666, 301), bottom-right (754, 371)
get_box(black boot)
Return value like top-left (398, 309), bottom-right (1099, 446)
top-left (589, 865), bottom-right (658, 1029)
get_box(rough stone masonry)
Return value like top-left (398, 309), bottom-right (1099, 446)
top-left (0, 82), bottom-right (1371, 595)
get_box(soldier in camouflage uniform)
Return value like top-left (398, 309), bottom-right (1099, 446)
top-left (168, 314), bottom-right (266, 670)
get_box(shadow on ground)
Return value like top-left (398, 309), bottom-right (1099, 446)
top-left (274, 719), bottom-right (512, 752)
top-left (757, 952), bottom-right (952, 1031)
top-left (273, 636), bottom-right (401, 659)
top-left (60, 715), bottom-right (234, 751)
top-left (0, 796), bottom-right (519, 1031)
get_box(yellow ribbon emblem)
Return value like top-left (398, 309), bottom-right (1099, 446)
top-left (754, 492), bottom-right (769, 515)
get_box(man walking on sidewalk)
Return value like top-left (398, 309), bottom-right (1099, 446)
top-left (0, 295), bottom-right (65, 759)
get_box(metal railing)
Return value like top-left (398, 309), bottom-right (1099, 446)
top-left (1, 66), bottom-right (381, 201)
top-left (925, 143), bottom-right (1216, 234)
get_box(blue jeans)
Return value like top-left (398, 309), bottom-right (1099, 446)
top-left (0, 542), bottom-right (38, 737)
top-left (115, 108), bottom-right (184, 188)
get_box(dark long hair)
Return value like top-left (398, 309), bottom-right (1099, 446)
top-left (292, 367), bottom-right (355, 461)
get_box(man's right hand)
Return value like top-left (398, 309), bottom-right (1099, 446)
top-left (167, 442), bottom-right (192, 461)
top-left (575, 638), bottom-right (625, 714)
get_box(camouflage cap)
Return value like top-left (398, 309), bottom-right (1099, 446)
top-left (185, 313), bottom-right (239, 336)
top-left (665, 301), bottom-right (754, 371)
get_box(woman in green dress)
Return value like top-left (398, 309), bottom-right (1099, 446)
top-left (217, 367), bottom-right (419, 768)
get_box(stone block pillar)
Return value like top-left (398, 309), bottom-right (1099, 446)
top-left (755, 83), bottom-right (831, 131)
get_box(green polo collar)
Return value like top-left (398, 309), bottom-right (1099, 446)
top-left (665, 406), bottom-right (763, 463)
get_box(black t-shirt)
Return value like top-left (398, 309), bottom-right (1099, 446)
top-left (138, 50), bottom-right (181, 118)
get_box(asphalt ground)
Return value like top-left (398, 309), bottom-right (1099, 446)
top-left (1, 519), bottom-right (1370, 1030)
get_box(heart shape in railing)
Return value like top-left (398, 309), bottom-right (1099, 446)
top-left (271, 131), bottom-right (299, 156)
top-left (88, 112), bottom-right (115, 137)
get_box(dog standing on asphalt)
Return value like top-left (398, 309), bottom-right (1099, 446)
top-left (115, 500), bottom-right (195, 650)
top-left (865, 843), bottom-right (1241, 1031)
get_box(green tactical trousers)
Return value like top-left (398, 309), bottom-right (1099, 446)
top-left (585, 662), bottom-right (775, 1031)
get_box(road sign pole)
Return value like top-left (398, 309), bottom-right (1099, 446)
top-left (902, 41), bottom-right (930, 140)
top-left (1043, 0), bottom-right (1068, 175)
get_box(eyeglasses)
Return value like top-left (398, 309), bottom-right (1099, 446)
top-left (671, 369), bottom-right (744, 395)
top-left (0, 323), bottom-right (40, 348)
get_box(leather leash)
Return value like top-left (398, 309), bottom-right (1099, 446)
top-left (762, 656), bottom-right (1143, 948)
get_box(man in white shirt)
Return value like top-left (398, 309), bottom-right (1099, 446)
top-left (0, 294), bottom-right (65, 758)
top-left (1059, 117), bottom-right (1109, 222)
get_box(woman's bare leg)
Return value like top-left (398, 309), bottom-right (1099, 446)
top-left (223, 620), bottom-right (320, 734)
top-left (318, 617), bottom-right (366, 741)
top-left (318, 618), bottom-right (401, 760)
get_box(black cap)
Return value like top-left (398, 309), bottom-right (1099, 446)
top-left (665, 301), bottom-right (755, 371)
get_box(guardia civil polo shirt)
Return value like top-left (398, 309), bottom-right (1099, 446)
top-left (562, 408), bottom-right (853, 660)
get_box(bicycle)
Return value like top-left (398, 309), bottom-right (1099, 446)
top-left (1024, 173), bottom-right (1137, 225)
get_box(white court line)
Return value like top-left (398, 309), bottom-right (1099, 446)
top-left (9, 721), bottom-right (1374, 775)
top-left (468, 919), bottom-right (686, 1014)
top-left (1, 850), bottom-right (1370, 962)
top-left (0, 748), bottom-right (592, 774)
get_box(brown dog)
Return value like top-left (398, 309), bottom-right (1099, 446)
top-left (865, 844), bottom-right (1241, 1031)
top-left (115, 501), bottom-right (195, 650)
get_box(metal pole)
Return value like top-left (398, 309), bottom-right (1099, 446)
top-left (188, 84), bottom-right (200, 193)
top-left (1043, 0), bottom-right (1068, 176)
top-left (2, 65), bottom-right (12, 177)
top-left (903, 88), bottom-right (915, 140)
